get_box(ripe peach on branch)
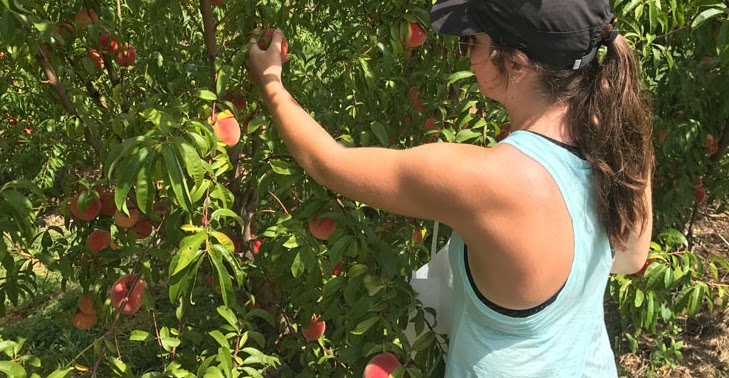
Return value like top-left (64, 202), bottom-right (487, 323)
top-left (208, 109), bottom-right (241, 147)
top-left (110, 274), bottom-right (146, 315)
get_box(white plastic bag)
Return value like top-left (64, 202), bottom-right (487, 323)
top-left (405, 221), bottom-right (453, 350)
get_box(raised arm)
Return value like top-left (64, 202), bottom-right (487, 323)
top-left (247, 29), bottom-right (488, 227)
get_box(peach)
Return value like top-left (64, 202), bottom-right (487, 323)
top-left (332, 260), bottom-right (343, 276)
top-left (257, 28), bottom-right (288, 60)
top-left (99, 190), bottom-right (116, 216)
top-left (52, 21), bottom-right (75, 45)
top-left (209, 110), bottom-right (241, 147)
top-left (86, 229), bottom-right (111, 254)
top-left (412, 226), bottom-right (425, 244)
top-left (115, 43), bottom-right (136, 67)
top-left (114, 208), bottom-right (141, 229)
top-left (302, 314), bottom-right (326, 341)
top-left (364, 353), bottom-right (402, 378)
top-left (110, 274), bottom-right (146, 315)
top-left (308, 214), bottom-right (337, 241)
top-left (403, 21), bottom-right (427, 48)
top-left (100, 32), bottom-right (118, 53)
top-left (87, 49), bottom-right (104, 71)
top-left (78, 292), bottom-right (96, 315)
top-left (75, 8), bottom-right (98, 29)
top-left (130, 219), bottom-right (153, 239)
top-left (73, 310), bottom-right (97, 330)
top-left (70, 193), bottom-right (102, 221)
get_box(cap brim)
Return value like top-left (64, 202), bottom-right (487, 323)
top-left (430, 0), bottom-right (481, 36)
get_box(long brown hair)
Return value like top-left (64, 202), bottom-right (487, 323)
top-left (490, 27), bottom-right (653, 251)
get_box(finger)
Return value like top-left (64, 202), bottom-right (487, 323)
top-left (269, 28), bottom-right (285, 54)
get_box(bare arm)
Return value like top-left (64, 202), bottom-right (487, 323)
top-left (611, 178), bottom-right (653, 274)
top-left (248, 30), bottom-right (487, 227)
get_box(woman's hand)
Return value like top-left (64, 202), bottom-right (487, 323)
top-left (247, 28), bottom-right (289, 89)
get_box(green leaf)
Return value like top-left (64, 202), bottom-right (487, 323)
top-left (171, 232), bottom-right (207, 276)
top-left (0, 361), bottom-right (26, 378)
top-left (134, 149), bottom-right (158, 216)
top-left (291, 251), bottom-right (304, 278)
top-left (47, 367), bottom-right (74, 378)
top-left (174, 137), bottom-right (205, 187)
top-left (363, 274), bottom-right (384, 296)
top-left (115, 147), bottom-right (151, 212)
top-left (411, 331), bottom-right (436, 352)
top-left (350, 316), bottom-right (379, 335)
top-left (348, 264), bottom-right (369, 278)
top-left (210, 231), bottom-right (235, 254)
top-left (209, 209), bottom-right (244, 227)
top-left (209, 330), bottom-right (229, 349)
top-left (105, 136), bottom-right (147, 179)
top-left (446, 71), bottom-right (475, 86)
top-left (687, 284), bottom-right (704, 316)
top-left (197, 90), bottom-right (217, 101)
top-left (216, 306), bottom-right (240, 331)
top-left (369, 121), bottom-right (389, 147)
top-left (216, 347), bottom-right (233, 378)
top-left (210, 249), bottom-right (236, 307)
top-left (203, 366), bottom-right (226, 378)
top-left (130, 330), bottom-right (150, 342)
top-left (634, 289), bottom-right (645, 308)
top-left (691, 7), bottom-right (725, 29)
top-left (162, 144), bottom-right (193, 213)
top-left (269, 160), bottom-right (292, 175)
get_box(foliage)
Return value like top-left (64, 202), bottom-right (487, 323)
top-left (608, 229), bottom-right (729, 368)
top-left (0, 0), bottom-right (727, 376)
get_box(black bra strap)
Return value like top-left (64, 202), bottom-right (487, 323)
top-left (525, 130), bottom-right (585, 160)
top-left (464, 245), bottom-right (564, 318)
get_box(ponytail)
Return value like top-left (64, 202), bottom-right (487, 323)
top-left (490, 31), bottom-right (654, 251)
top-left (573, 34), bottom-right (653, 251)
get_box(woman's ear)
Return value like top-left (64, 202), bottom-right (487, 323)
top-left (507, 50), bottom-right (531, 84)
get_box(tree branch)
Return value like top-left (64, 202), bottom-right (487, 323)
top-left (199, 0), bottom-right (220, 75)
top-left (35, 50), bottom-right (103, 153)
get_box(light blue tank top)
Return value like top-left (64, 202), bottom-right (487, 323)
top-left (445, 131), bottom-right (618, 377)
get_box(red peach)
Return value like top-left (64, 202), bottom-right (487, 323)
top-left (110, 274), bottom-right (146, 315)
top-left (302, 314), bottom-right (326, 341)
top-left (75, 8), bottom-right (98, 29)
top-left (209, 110), bottom-right (241, 147)
top-left (70, 193), bottom-right (102, 221)
top-left (86, 229), bottom-right (111, 254)
top-left (364, 353), bottom-right (402, 378)
top-left (87, 49), bottom-right (104, 71)
top-left (308, 214), bottom-right (337, 241)
top-left (78, 292), bottom-right (96, 315)
top-left (403, 21), bottom-right (427, 48)
top-left (114, 208), bottom-right (141, 229)
top-left (100, 32), bottom-right (118, 53)
top-left (115, 43), bottom-right (136, 67)
top-left (73, 310), bottom-right (97, 330)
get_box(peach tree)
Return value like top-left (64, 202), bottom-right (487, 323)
top-left (0, 0), bottom-right (727, 376)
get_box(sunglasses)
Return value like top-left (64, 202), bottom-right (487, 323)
top-left (457, 34), bottom-right (493, 56)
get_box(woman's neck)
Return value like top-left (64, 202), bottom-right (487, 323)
top-left (507, 102), bottom-right (574, 146)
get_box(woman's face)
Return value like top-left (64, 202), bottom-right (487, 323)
top-left (467, 34), bottom-right (508, 103)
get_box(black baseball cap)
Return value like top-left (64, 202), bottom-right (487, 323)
top-left (430, 0), bottom-right (616, 69)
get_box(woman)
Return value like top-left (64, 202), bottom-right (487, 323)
top-left (247, 0), bottom-right (653, 375)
